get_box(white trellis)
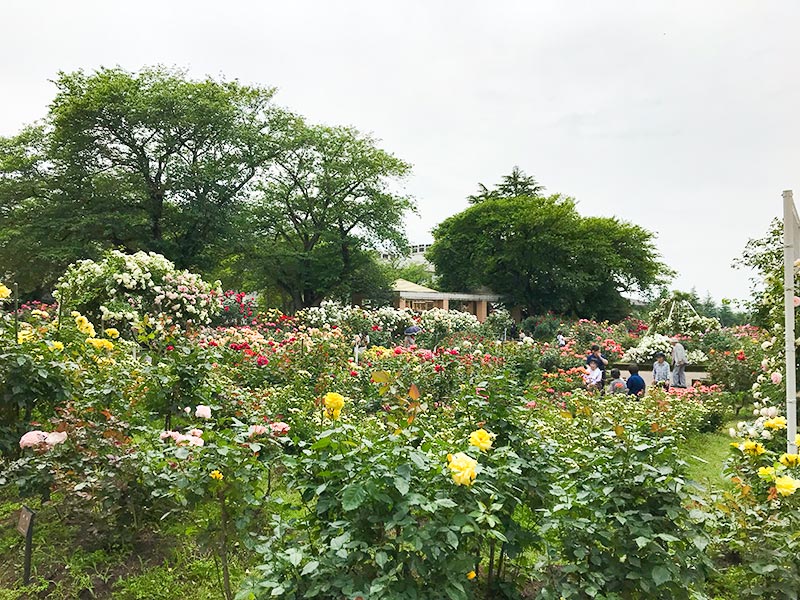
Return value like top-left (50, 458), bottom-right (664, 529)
top-left (783, 190), bottom-right (798, 454)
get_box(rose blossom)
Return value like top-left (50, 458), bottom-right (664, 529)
top-left (270, 422), bottom-right (291, 436)
top-left (195, 405), bottom-right (212, 419)
top-left (19, 430), bottom-right (47, 449)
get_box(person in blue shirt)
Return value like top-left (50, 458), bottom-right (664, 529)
top-left (626, 364), bottom-right (646, 398)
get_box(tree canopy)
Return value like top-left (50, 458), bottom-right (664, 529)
top-left (428, 184), bottom-right (669, 320)
top-left (0, 66), bottom-right (412, 308)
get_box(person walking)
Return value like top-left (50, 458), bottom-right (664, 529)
top-left (671, 337), bottom-right (688, 388)
top-left (652, 352), bottom-right (671, 389)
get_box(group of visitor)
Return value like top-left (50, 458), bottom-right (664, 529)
top-left (582, 338), bottom-right (689, 396)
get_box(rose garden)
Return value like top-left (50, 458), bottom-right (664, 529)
top-left (1, 67), bottom-right (799, 600)
top-left (0, 238), bottom-right (798, 600)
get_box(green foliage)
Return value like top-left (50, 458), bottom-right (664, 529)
top-left (242, 122), bottom-right (413, 310)
top-left (428, 194), bottom-right (668, 320)
top-left (539, 432), bottom-right (711, 599)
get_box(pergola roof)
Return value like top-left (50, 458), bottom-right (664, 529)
top-left (392, 279), bottom-right (500, 302)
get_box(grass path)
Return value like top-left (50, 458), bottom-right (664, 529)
top-left (679, 423), bottom-right (736, 491)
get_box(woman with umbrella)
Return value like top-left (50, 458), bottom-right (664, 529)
top-left (404, 325), bottom-right (422, 347)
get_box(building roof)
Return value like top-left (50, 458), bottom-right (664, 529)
top-left (392, 279), bottom-right (500, 302)
top-left (392, 279), bottom-right (439, 294)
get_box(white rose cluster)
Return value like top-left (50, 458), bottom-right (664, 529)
top-left (55, 250), bottom-right (223, 335)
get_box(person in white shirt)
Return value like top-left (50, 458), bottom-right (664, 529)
top-left (652, 352), bottom-right (671, 389)
top-left (584, 359), bottom-right (603, 390)
top-left (671, 338), bottom-right (688, 388)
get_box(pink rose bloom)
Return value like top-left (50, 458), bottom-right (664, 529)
top-left (270, 422), bottom-right (290, 436)
top-left (248, 424), bottom-right (268, 437)
top-left (186, 436), bottom-right (204, 447)
top-left (771, 372), bottom-right (783, 385)
top-left (188, 428), bottom-right (203, 437)
top-left (19, 430), bottom-right (47, 449)
top-left (195, 405), bottom-right (212, 419)
top-left (160, 430), bottom-right (174, 440)
top-left (45, 431), bottom-right (68, 447)
top-left (795, 296), bottom-right (800, 308)
top-left (525, 401), bottom-right (537, 409)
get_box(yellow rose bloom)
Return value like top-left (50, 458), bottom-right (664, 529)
top-left (0, 283), bottom-right (10, 299)
top-left (774, 476), bottom-right (800, 497)
top-left (17, 329), bottom-right (35, 344)
top-left (742, 439), bottom-right (766, 456)
top-left (209, 470), bottom-right (224, 481)
top-left (764, 417), bottom-right (787, 430)
top-left (48, 341), bottom-right (65, 352)
top-left (104, 328), bottom-right (120, 339)
top-left (323, 392), bottom-right (345, 420)
top-left (779, 453), bottom-right (800, 468)
top-left (469, 428), bottom-right (494, 452)
top-left (467, 571), bottom-right (476, 580)
top-left (758, 466), bottom-right (776, 479)
top-left (447, 452), bottom-right (478, 486)
top-left (86, 338), bottom-right (114, 351)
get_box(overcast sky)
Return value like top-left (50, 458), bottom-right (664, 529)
top-left (2, 1), bottom-right (798, 301)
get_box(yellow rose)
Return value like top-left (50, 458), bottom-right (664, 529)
top-left (742, 439), bottom-right (766, 456)
top-left (323, 392), bottom-right (345, 420)
top-left (447, 452), bottom-right (478, 486)
top-left (86, 338), bottom-right (114, 351)
top-left (469, 428), bottom-right (494, 452)
top-left (0, 283), bottom-right (10, 299)
top-left (758, 466), bottom-right (776, 479)
top-left (104, 328), bottom-right (120, 339)
top-left (775, 476), bottom-right (800, 497)
top-left (209, 470), bottom-right (224, 481)
top-left (779, 453), bottom-right (800, 468)
top-left (764, 417), bottom-right (787, 430)
top-left (48, 341), bottom-right (65, 352)
top-left (467, 571), bottom-right (476, 580)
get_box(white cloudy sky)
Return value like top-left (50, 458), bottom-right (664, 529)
top-left (2, 1), bottom-right (799, 301)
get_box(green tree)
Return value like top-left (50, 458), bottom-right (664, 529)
top-left (428, 194), bottom-right (668, 320)
top-left (243, 123), bottom-right (413, 311)
top-left (0, 66), bottom-right (286, 294)
top-left (467, 166), bottom-right (545, 204)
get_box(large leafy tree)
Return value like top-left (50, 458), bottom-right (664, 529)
top-left (241, 123), bottom-right (413, 311)
top-left (0, 66), bottom-right (286, 294)
top-left (428, 192), bottom-right (668, 320)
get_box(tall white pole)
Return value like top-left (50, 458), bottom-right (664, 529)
top-left (783, 190), bottom-right (797, 454)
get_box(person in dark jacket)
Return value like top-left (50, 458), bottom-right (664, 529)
top-left (626, 364), bottom-right (646, 398)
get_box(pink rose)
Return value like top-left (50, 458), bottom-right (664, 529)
top-left (270, 422), bottom-right (290, 436)
top-left (160, 430), bottom-right (174, 440)
top-left (525, 401), bottom-right (537, 409)
top-left (771, 371), bottom-right (783, 385)
top-left (195, 405), bottom-right (212, 419)
top-left (186, 436), bottom-right (204, 447)
top-left (19, 430), bottom-right (47, 449)
top-left (44, 431), bottom-right (68, 447)
top-left (795, 296), bottom-right (800, 308)
top-left (188, 428), bottom-right (203, 437)
top-left (248, 424), bottom-right (268, 437)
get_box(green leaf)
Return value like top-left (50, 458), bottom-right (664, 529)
top-left (301, 560), bottom-right (319, 575)
top-left (285, 547), bottom-right (303, 567)
top-left (342, 485), bottom-right (367, 511)
top-left (393, 476), bottom-right (410, 496)
top-left (651, 565), bottom-right (672, 586)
